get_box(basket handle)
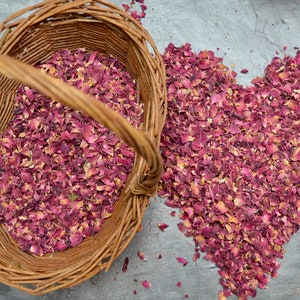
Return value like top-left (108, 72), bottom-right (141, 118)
top-left (0, 54), bottom-right (162, 196)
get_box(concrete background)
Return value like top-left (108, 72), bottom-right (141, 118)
top-left (0, 0), bottom-right (300, 299)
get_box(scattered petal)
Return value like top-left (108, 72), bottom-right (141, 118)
top-left (176, 257), bottom-right (188, 266)
top-left (122, 257), bottom-right (129, 272)
top-left (137, 250), bottom-right (145, 261)
top-left (157, 222), bottom-right (169, 232)
top-left (141, 280), bottom-right (151, 289)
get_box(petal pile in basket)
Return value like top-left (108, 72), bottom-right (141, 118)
top-left (0, 48), bottom-right (143, 256)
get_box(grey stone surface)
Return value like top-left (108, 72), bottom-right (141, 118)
top-left (0, 0), bottom-right (299, 299)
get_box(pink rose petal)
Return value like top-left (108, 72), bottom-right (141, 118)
top-left (157, 222), bottom-right (169, 232)
top-left (176, 257), bottom-right (188, 266)
top-left (141, 280), bottom-right (151, 289)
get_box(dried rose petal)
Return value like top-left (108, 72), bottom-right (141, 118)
top-left (176, 257), bottom-right (188, 266)
top-left (137, 250), bottom-right (145, 261)
top-left (141, 280), bottom-right (151, 289)
top-left (122, 257), bottom-right (129, 272)
top-left (170, 211), bottom-right (176, 217)
top-left (157, 222), bottom-right (169, 232)
top-left (240, 68), bottom-right (249, 74)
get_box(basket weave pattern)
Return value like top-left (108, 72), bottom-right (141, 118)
top-left (0, 0), bottom-right (167, 295)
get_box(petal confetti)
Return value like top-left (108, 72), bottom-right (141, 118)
top-left (0, 48), bottom-right (143, 256)
top-left (159, 43), bottom-right (300, 299)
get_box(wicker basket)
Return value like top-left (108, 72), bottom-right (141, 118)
top-left (0, 0), bottom-right (167, 295)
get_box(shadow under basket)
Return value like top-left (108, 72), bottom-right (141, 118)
top-left (0, 0), bottom-right (167, 295)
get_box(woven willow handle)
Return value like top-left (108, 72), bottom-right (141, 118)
top-left (0, 54), bottom-right (162, 196)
